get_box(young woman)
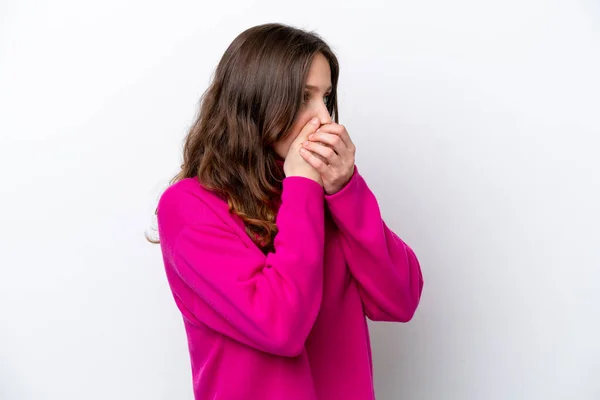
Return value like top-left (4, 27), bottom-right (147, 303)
top-left (153, 22), bottom-right (424, 399)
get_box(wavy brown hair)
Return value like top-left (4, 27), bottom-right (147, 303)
top-left (147, 23), bottom-right (340, 253)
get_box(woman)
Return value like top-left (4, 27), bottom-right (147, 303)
top-left (152, 22), bottom-right (424, 399)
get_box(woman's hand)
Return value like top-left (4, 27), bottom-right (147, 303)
top-left (299, 122), bottom-right (356, 195)
top-left (284, 117), bottom-right (323, 186)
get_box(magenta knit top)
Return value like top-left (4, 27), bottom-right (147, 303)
top-left (156, 165), bottom-right (424, 399)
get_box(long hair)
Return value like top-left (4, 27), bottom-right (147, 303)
top-left (147, 23), bottom-right (340, 253)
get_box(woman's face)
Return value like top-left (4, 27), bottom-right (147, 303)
top-left (273, 52), bottom-right (333, 159)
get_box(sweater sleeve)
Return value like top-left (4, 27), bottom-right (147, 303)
top-left (325, 166), bottom-right (424, 322)
top-left (159, 176), bottom-right (325, 357)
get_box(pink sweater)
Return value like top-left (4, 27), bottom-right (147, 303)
top-left (157, 165), bottom-right (424, 399)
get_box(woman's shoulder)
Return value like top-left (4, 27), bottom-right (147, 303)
top-left (157, 177), bottom-right (230, 231)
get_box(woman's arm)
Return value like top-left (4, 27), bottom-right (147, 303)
top-left (158, 176), bottom-right (325, 357)
top-left (325, 166), bottom-right (424, 322)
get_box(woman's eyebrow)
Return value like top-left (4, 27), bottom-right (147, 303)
top-left (304, 84), bottom-right (333, 92)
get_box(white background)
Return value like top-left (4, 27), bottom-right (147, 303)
top-left (1, 0), bottom-right (599, 399)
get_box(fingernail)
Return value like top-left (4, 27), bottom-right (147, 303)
top-left (309, 134), bottom-right (314, 140)
top-left (311, 117), bottom-right (320, 125)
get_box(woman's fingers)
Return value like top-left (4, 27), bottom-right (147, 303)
top-left (299, 147), bottom-right (329, 173)
top-left (308, 131), bottom-right (346, 155)
top-left (302, 140), bottom-right (338, 165)
top-left (313, 123), bottom-right (355, 152)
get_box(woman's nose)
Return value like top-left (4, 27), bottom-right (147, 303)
top-left (315, 101), bottom-right (332, 125)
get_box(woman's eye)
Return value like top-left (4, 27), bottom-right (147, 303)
top-left (303, 92), bottom-right (332, 104)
